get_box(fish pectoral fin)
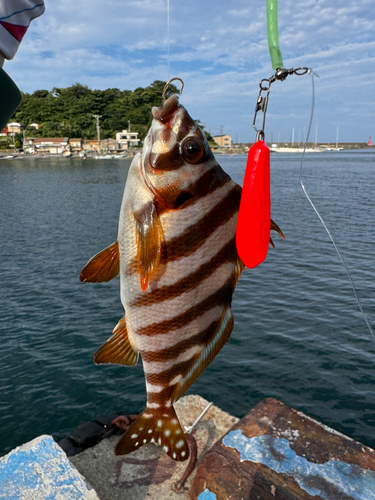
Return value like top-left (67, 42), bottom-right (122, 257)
top-left (115, 406), bottom-right (189, 462)
top-left (134, 201), bottom-right (163, 292)
top-left (174, 305), bottom-right (234, 402)
top-left (270, 219), bottom-right (285, 247)
top-left (94, 316), bottom-right (139, 366)
top-left (80, 241), bottom-right (120, 283)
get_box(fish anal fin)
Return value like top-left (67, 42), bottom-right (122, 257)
top-left (94, 316), bottom-right (139, 366)
top-left (115, 406), bottom-right (189, 462)
top-left (80, 241), bottom-right (120, 283)
top-left (134, 202), bottom-right (163, 291)
top-left (174, 305), bottom-right (234, 402)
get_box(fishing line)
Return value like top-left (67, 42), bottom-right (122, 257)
top-left (299, 71), bottom-right (375, 345)
top-left (167, 0), bottom-right (170, 80)
top-left (264, 0), bottom-right (374, 344)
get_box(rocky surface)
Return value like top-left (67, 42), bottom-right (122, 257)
top-left (69, 394), bottom-right (238, 500)
top-left (0, 434), bottom-right (99, 499)
top-left (190, 397), bottom-right (375, 500)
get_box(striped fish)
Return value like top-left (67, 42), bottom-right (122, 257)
top-left (80, 94), bottom-right (283, 462)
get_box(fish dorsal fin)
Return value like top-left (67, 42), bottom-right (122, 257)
top-left (114, 406), bottom-right (189, 462)
top-left (94, 316), bottom-right (139, 366)
top-left (173, 305), bottom-right (234, 402)
top-left (80, 242), bottom-right (120, 283)
top-left (134, 201), bottom-right (163, 292)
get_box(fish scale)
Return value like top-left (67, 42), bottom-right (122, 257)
top-left (80, 93), bottom-right (283, 462)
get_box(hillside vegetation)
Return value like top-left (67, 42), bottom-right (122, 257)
top-left (12, 80), bottom-right (186, 141)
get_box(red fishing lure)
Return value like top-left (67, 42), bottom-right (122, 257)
top-left (236, 140), bottom-right (271, 268)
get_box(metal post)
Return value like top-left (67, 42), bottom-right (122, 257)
top-left (22, 124), bottom-right (26, 152)
top-left (93, 115), bottom-right (102, 153)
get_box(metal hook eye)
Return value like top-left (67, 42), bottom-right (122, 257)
top-left (162, 77), bottom-right (184, 101)
top-left (259, 78), bottom-right (271, 91)
top-left (293, 67), bottom-right (309, 76)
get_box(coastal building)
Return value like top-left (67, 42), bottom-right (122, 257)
top-left (69, 138), bottom-right (82, 153)
top-left (0, 128), bottom-right (8, 136)
top-left (32, 137), bottom-right (69, 155)
top-left (23, 137), bottom-right (36, 154)
top-left (116, 130), bottom-right (140, 150)
top-left (212, 134), bottom-right (232, 148)
top-left (82, 140), bottom-right (99, 151)
top-left (7, 122), bottom-right (21, 134)
top-left (29, 123), bottom-right (39, 130)
top-left (101, 138), bottom-right (117, 152)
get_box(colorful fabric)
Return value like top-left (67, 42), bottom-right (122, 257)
top-left (0, 0), bottom-right (45, 60)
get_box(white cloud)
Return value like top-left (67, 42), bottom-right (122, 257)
top-left (3, 0), bottom-right (375, 142)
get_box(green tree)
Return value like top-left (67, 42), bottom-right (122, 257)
top-left (12, 81), bottom-right (181, 142)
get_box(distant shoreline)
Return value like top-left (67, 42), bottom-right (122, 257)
top-left (0, 143), bottom-right (374, 160)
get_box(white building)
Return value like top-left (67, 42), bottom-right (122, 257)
top-left (116, 130), bottom-right (140, 150)
top-left (7, 122), bottom-right (21, 134)
top-left (32, 137), bottom-right (69, 154)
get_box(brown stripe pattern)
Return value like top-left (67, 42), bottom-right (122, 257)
top-left (118, 97), bottom-right (244, 427)
top-left (126, 176), bottom-right (241, 410)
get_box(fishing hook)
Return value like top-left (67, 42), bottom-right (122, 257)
top-left (162, 77), bottom-right (184, 101)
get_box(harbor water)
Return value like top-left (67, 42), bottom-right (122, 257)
top-left (0, 151), bottom-right (374, 457)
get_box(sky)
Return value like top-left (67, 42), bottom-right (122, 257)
top-left (4, 0), bottom-right (375, 143)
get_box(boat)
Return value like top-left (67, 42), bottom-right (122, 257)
top-left (94, 153), bottom-right (128, 159)
top-left (270, 147), bottom-right (324, 153)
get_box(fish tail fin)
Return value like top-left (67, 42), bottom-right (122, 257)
top-left (114, 406), bottom-right (189, 462)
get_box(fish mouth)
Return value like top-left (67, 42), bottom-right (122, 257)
top-left (152, 94), bottom-right (180, 123)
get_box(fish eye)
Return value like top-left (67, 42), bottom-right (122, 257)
top-left (181, 138), bottom-right (205, 164)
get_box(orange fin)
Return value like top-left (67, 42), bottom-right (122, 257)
top-left (174, 305), bottom-right (234, 402)
top-left (115, 406), bottom-right (189, 462)
top-left (94, 316), bottom-right (139, 366)
top-left (80, 241), bottom-right (120, 283)
top-left (235, 256), bottom-right (245, 282)
top-left (134, 202), bottom-right (163, 292)
top-left (270, 219), bottom-right (285, 240)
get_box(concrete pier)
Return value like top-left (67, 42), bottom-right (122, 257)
top-left (2, 395), bottom-right (375, 499)
top-left (69, 395), bottom-right (238, 499)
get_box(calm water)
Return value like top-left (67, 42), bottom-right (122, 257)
top-left (0, 151), bottom-right (374, 457)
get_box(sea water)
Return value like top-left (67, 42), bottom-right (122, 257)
top-left (0, 151), bottom-right (374, 456)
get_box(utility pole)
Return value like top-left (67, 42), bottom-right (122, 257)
top-left (292, 128), bottom-right (295, 146)
top-left (93, 115), bottom-right (102, 153)
top-left (21, 124), bottom-right (26, 152)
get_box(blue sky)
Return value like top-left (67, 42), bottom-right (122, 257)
top-left (5, 0), bottom-right (375, 143)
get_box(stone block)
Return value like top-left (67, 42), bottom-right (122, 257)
top-left (0, 434), bottom-right (99, 499)
top-left (191, 397), bottom-right (375, 500)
